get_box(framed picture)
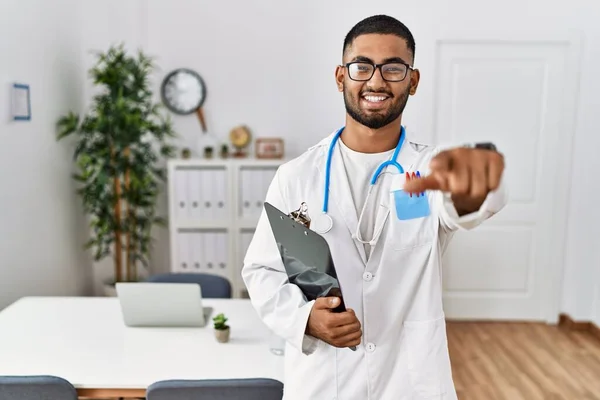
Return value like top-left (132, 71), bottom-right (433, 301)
top-left (11, 83), bottom-right (31, 121)
top-left (255, 138), bottom-right (284, 159)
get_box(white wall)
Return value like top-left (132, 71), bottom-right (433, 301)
top-left (0, 0), bottom-right (91, 309)
top-left (552, 1), bottom-right (600, 325)
top-left (77, 0), bottom-right (600, 321)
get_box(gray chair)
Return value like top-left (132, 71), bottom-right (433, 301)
top-left (146, 378), bottom-right (284, 400)
top-left (145, 273), bottom-right (232, 298)
top-left (0, 375), bottom-right (78, 400)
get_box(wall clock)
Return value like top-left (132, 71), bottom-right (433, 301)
top-left (161, 68), bottom-right (207, 132)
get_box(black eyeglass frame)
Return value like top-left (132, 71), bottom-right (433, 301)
top-left (342, 61), bottom-right (414, 82)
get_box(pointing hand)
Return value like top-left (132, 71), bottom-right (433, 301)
top-left (402, 147), bottom-right (504, 214)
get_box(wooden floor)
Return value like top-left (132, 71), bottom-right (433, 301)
top-left (447, 321), bottom-right (600, 400)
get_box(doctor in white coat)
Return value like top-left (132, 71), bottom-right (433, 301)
top-left (242, 15), bottom-right (507, 400)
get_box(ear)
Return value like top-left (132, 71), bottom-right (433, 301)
top-left (409, 69), bottom-right (420, 95)
top-left (335, 65), bottom-right (345, 92)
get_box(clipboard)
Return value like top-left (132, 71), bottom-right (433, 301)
top-left (263, 201), bottom-right (348, 313)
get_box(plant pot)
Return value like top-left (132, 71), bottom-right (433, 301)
top-left (103, 281), bottom-right (117, 297)
top-left (103, 278), bottom-right (145, 297)
top-left (220, 145), bottom-right (229, 158)
top-left (215, 328), bottom-right (230, 343)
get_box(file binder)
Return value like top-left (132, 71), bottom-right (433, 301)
top-left (175, 170), bottom-right (190, 220)
top-left (177, 232), bottom-right (191, 271)
top-left (188, 169), bottom-right (202, 220)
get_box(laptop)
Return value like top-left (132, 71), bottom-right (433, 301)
top-left (115, 282), bottom-right (213, 327)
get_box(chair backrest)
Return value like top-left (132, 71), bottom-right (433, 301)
top-left (0, 375), bottom-right (78, 400)
top-left (146, 378), bottom-right (283, 400)
top-left (145, 273), bottom-right (232, 298)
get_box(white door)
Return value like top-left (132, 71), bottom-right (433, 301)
top-left (413, 31), bottom-right (581, 322)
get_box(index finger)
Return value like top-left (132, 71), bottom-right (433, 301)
top-left (403, 151), bottom-right (453, 193)
top-left (402, 174), bottom-right (443, 193)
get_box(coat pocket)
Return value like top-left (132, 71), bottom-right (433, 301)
top-left (388, 190), bottom-right (435, 251)
top-left (403, 316), bottom-right (450, 398)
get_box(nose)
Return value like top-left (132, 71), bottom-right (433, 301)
top-left (367, 66), bottom-right (386, 89)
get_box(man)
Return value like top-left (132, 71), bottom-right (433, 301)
top-left (242, 15), bottom-right (507, 400)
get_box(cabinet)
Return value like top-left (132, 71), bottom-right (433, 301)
top-left (167, 158), bottom-right (283, 298)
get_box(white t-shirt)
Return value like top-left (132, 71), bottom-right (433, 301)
top-left (338, 139), bottom-right (395, 260)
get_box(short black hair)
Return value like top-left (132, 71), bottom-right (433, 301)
top-left (343, 15), bottom-right (416, 62)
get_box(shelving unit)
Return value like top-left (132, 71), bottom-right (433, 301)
top-left (167, 157), bottom-right (284, 298)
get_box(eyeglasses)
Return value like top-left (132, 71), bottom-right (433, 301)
top-left (343, 61), bottom-right (413, 82)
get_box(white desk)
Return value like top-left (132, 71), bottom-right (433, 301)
top-left (0, 296), bottom-right (284, 398)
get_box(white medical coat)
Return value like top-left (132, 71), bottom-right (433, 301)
top-left (241, 129), bottom-right (508, 400)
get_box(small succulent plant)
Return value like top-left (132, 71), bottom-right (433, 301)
top-left (213, 313), bottom-right (229, 330)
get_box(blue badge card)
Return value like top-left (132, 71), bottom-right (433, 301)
top-left (391, 172), bottom-right (431, 220)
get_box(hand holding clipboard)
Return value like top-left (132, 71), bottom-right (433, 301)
top-left (264, 202), bottom-right (360, 351)
top-left (304, 296), bottom-right (362, 351)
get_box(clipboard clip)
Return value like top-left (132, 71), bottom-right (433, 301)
top-left (288, 202), bottom-right (311, 229)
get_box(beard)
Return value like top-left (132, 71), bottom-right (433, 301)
top-left (343, 85), bottom-right (410, 129)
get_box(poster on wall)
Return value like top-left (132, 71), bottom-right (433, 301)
top-left (11, 83), bottom-right (31, 121)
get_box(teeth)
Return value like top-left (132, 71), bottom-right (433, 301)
top-left (364, 96), bottom-right (387, 102)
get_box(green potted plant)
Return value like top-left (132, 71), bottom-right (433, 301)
top-left (213, 313), bottom-right (230, 343)
top-left (220, 144), bottom-right (229, 158)
top-left (56, 43), bottom-right (176, 296)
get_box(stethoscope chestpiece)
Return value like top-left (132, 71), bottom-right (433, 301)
top-left (313, 212), bottom-right (333, 234)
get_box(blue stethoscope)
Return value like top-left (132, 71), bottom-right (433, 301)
top-left (312, 125), bottom-right (406, 245)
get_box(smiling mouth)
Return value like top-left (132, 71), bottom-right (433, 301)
top-left (361, 93), bottom-right (391, 106)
